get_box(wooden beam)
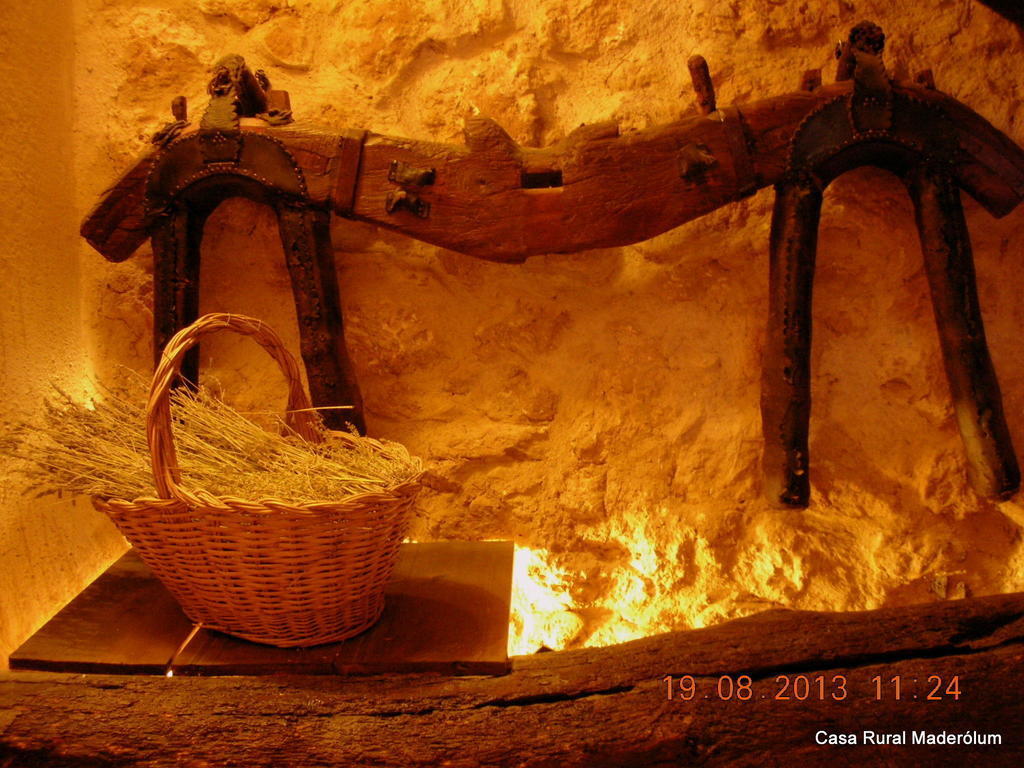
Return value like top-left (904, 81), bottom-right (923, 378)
top-left (81, 82), bottom-right (1024, 266)
top-left (3, 593), bottom-right (1023, 766)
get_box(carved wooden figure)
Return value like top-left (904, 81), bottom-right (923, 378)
top-left (81, 24), bottom-right (1024, 504)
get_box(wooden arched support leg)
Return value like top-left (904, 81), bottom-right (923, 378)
top-left (906, 164), bottom-right (1020, 499)
top-left (275, 202), bottom-right (365, 434)
top-left (151, 206), bottom-right (207, 387)
top-left (761, 179), bottom-right (822, 507)
top-left (150, 198), bottom-right (365, 434)
top-left (761, 166), bottom-right (1020, 507)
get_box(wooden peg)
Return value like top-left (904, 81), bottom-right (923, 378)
top-left (800, 69), bottom-right (822, 92)
top-left (463, 116), bottom-right (519, 155)
top-left (835, 41), bottom-right (854, 81)
top-left (267, 89), bottom-right (292, 113)
top-left (914, 69), bottom-right (936, 89)
top-left (171, 96), bottom-right (187, 122)
top-left (564, 121), bottom-right (620, 147)
top-left (687, 55), bottom-right (716, 115)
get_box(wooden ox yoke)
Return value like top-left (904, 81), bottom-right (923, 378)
top-left (81, 23), bottom-right (1024, 507)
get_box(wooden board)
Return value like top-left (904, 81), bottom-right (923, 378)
top-left (173, 541), bottom-right (514, 676)
top-left (2, 592), bottom-right (1023, 767)
top-left (7, 550), bottom-right (195, 675)
top-left (9, 541), bottom-right (514, 677)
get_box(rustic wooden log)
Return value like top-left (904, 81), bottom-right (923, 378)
top-left (2, 593), bottom-right (1023, 767)
top-left (906, 164), bottom-right (1020, 499)
top-left (761, 179), bottom-right (822, 508)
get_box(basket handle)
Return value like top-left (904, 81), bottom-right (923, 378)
top-left (146, 313), bottom-right (324, 502)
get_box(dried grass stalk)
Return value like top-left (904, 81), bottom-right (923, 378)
top-left (2, 373), bottom-right (422, 504)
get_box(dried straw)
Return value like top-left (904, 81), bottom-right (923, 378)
top-left (2, 373), bottom-right (422, 504)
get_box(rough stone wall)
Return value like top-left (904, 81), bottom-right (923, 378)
top-left (74, 0), bottom-right (1024, 652)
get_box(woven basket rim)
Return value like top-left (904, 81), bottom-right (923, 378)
top-left (93, 472), bottom-right (423, 514)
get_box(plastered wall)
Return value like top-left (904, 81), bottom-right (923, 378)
top-left (0, 1), bottom-right (127, 667)
top-left (5, 0), bottom-right (1022, 656)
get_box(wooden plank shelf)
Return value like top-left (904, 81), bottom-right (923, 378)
top-left (10, 541), bottom-right (514, 676)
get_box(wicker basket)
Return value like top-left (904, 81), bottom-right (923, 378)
top-left (93, 313), bottom-right (420, 647)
